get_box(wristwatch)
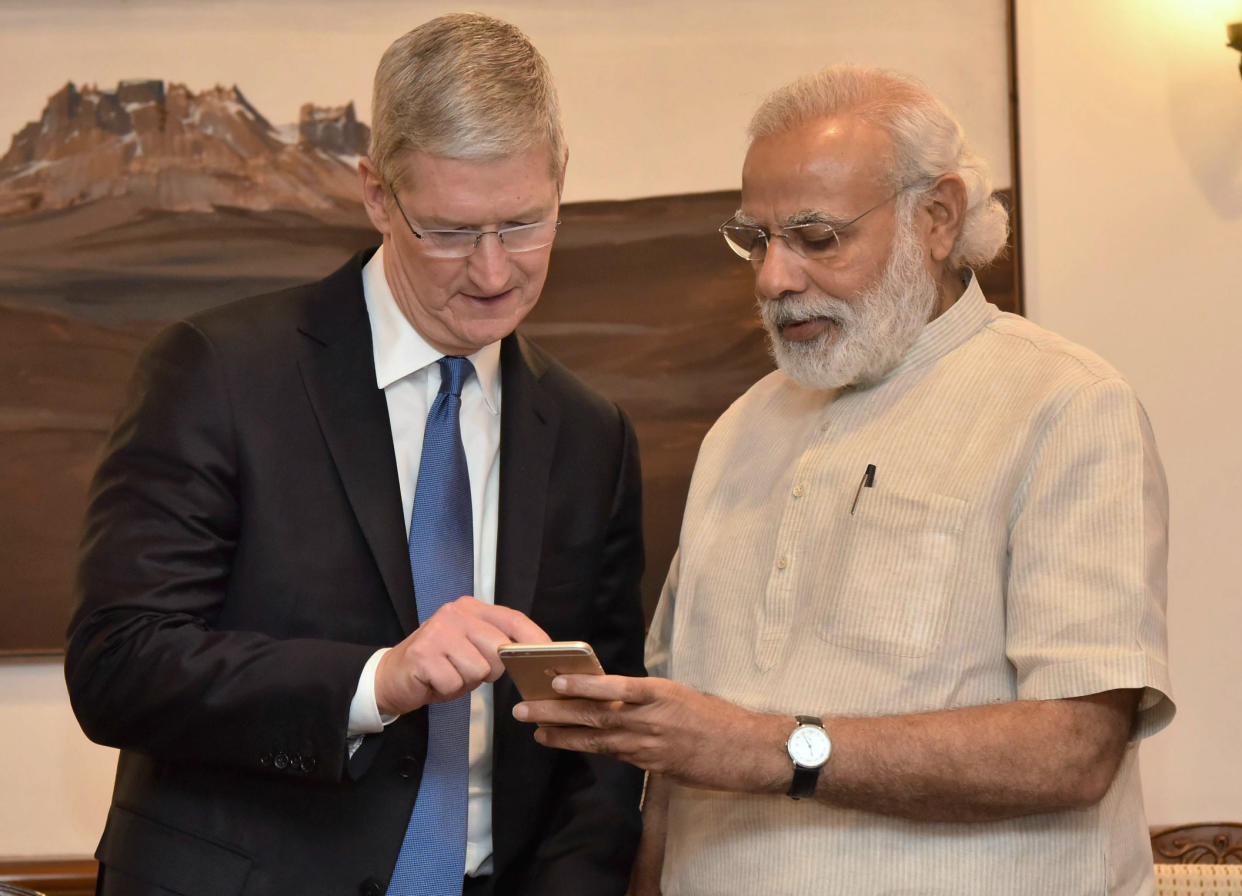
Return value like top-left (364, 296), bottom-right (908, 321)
top-left (785, 715), bottom-right (831, 799)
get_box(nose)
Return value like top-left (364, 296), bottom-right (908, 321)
top-left (468, 232), bottom-right (513, 294)
top-left (753, 236), bottom-right (808, 303)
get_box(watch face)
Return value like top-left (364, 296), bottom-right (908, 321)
top-left (788, 724), bottom-right (831, 768)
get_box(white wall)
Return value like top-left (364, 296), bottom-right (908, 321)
top-left (1016, 0), bottom-right (1242, 824)
top-left (0, 658), bottom-right (118, 855)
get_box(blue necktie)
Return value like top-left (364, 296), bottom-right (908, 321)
top-left (390, 356), bottom-right (475, 896)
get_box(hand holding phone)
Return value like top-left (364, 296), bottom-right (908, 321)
top-left (498, 641), bottom-right (604, 701)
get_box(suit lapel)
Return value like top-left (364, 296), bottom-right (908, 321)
top-left (495, 333), bottom-right (560, 619)
top-left (295, 251), bottom-right (418, 633)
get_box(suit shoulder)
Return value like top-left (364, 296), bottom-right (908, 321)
top-left (148, 250), bottom-right (373, 361)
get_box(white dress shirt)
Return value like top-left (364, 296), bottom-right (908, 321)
top-left (347, 245), bottom-right (503, 877)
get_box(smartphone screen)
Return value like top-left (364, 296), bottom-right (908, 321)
top-left (498, 641), bottom-right (605, 701)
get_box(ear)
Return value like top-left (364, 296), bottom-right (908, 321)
top-left (556, 145), bottom-right (570, 199)
top-left (921, 173), bottom-right (967, 264)
top-left (358, 157), bottom-right (393, 236)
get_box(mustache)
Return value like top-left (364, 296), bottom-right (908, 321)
top-left (759, 293), bottom-right (855, 330)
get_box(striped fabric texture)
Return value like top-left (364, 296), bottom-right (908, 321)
top-left (646, 277), bottom-right (1172, 896)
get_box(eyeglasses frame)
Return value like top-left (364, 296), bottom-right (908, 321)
top-left (719, 181), bottom-right (926, 262)
top-left (389, 187), bottom-right (560, 257)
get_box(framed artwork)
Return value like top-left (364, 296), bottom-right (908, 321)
top-left (0, 0), bottom-right (1020, 652)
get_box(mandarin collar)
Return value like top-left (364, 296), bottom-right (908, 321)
top-left (860, 269), bottom-right (997, 388)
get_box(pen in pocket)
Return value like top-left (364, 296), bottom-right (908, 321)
top-left (850, 463), bottom-right (876, 515)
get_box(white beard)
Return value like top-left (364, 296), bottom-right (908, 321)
top-left (759, 216), bottom-right (939, 390)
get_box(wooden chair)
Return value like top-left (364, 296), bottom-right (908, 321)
top-left (1153, 823), bottom-right (1242, 865)
top-left (0, 858), bottom-right (96, 896)
top-left (1152, 823), bottom-right (1242, 895)
top-left (0, 883), bottom-right (48, 896)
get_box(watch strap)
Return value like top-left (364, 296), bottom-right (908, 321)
top-left (787, 715), bottom-right (826, 800)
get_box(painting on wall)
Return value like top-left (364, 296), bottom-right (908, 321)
top-left (0, 1), bottom-right (1019, 653)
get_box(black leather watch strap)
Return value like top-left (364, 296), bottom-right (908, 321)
top-left (787, 715), bottom-right (828, 800)
top-left (788, 765), bottom-right (819, 799)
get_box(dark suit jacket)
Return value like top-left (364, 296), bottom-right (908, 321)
top-left (65, 249), bottom-right (647, 896)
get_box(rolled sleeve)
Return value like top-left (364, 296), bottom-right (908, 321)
top-left (1006, 377), bottom-right (1173, 738)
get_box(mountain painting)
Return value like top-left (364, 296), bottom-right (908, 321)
top-left (0, 79), bottom-right (1018, 652)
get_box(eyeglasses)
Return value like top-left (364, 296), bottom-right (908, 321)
top-left (390, 189), bottom-right (560, 258)
top-left (719, 185), bottom-right (915, 263)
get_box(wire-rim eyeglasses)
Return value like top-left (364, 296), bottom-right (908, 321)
top-left (719, 182), bottom-right (923, 262)
top-left (390, 188), bottom-right (560, 259)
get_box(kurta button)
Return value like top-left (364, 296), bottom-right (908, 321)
top-left (792, 484), bottom-right (806, 497)
top-left (776, 555), bottom-right (789, 570)
top-left (273, 752), bottom-right (290, 770)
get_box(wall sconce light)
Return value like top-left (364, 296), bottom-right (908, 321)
top-left (1229, 22), bottom-right (1242, 80)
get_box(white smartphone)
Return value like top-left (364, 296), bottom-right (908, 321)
top-left (498, 640), bottom-right (605, 701)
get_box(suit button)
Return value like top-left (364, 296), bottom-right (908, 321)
top-left (397, 755), bottom-right (419, 779)
top-left (273, 752), bottom-right (290, 770)
top-left (359, 878), bottom-right (384, 896)
top-left (299, 755), bottom-right (317, 774)
top-left (259, 753), bottom-right (271, 767)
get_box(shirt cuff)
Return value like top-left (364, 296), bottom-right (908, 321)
top-left (348, 647), bottom-right (398, 737)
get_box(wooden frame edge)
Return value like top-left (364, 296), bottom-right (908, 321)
top-left (0, 857), bottom-right (98, 896)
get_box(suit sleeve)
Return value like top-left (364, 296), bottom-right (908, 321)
top-left (65, 321), bottom-right (376, 781)
top-left (525, 403), bottom-right (647, 896)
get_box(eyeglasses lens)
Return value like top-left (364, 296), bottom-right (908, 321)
top-left (721, 225), bottom-right (766, 261)
top-left (787, 224), bottom-right (840, 258)
top-left (423, 232), bottom-right (478, 257)
top-left (720, 221), bottom-right (843, 261)
top-left (499, 222), bottom-right (558, 252)
top-left (421, 222), bottom-right (559, 258)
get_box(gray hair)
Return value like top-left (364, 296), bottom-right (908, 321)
top-left (370, 13), bottom-right (566, 189)
top-left (748, 64), bottom-right (1009, 270)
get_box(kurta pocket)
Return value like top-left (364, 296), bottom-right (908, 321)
top-left (816, 489), bottom-right (967, 657)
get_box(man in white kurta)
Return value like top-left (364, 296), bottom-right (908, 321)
top-left (641, 270), bottom-right (1171, 894)
top-left (515, 64), bottom-right (1172, 896)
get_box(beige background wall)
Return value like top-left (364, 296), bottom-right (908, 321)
top-left (2, 0), bottom-right (1238, 858)
top-left (1014, 0), bottom-right (1242, 825)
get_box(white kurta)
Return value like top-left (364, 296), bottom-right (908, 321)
top-left (647, 275), bottom-right (1173, 896)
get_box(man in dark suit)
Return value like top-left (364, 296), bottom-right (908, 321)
top-left (64, 14), bottom-right (645, 896)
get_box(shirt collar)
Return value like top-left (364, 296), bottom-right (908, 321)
top-left (361, 244), bottom-right (502, 413)
top-left (871, 269), bottom-right (997, 384)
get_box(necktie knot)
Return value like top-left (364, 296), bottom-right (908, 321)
top-left (438, 356), bottom-right (473, 398)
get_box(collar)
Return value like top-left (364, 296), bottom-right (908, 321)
top-left (872, 269), bottom-right (998, 384)
top-left (361, 244), bottom-right (501, 414)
